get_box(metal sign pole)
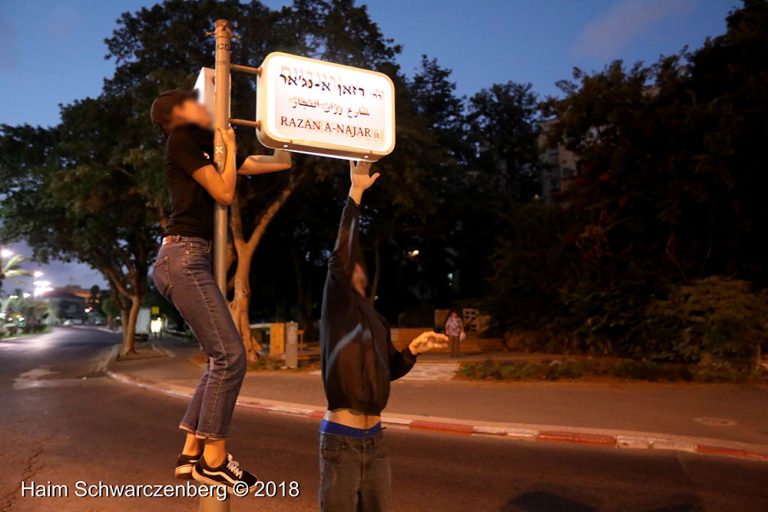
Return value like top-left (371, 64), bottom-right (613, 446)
top-left (201, 19), bottom-right (232, 512)
top-left (212, 18), bottom-right (232, 294)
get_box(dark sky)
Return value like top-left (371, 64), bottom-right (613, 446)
top-left (0, 0), bottom-right (737, 291)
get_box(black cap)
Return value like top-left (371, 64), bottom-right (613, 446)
top-left (150, 89), bottom-right (198, 132)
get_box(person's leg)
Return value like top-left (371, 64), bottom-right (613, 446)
top-left (358, 434), bottom-right (391, 512)
top-left (179, 361), bottom-right (210, 437)
top-left (449, 335), bottom-right (457, 358)
top-left (319, 433), bottom-right (361, 512)
top-left (182, 433), bottom-right (203, 456)
top-left (163, 240), bottom-right (247, 444)
top-left (203, 439), bottom-right (227, 467)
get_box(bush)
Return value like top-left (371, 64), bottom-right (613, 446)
top-left (636, 277), bottom-right (768, 367)
top-left (459, 358), bottom-right (764, 382)
top-left (494, 276), bottom-right (767, 368)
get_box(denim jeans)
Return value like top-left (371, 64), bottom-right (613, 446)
top-left (319, 432), bottom-right (391, 512)
top-left (151, 236), bottom-right (246, 440)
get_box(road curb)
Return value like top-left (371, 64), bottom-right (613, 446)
top-left (106, 369), bottom-right (768, 464)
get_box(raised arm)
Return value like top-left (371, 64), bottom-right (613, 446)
top-left (328, 161), bottom-right (380, 280)
top-left (348, 161), bottom-right (379, 204)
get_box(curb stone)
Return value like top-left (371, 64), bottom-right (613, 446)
top-left (106, 369), bottom-right (768, 464)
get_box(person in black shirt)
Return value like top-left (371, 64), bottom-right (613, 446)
top-left (318, 161), bottom-right (448, 511)
top-left (149, 89), bottom-right (291, 491)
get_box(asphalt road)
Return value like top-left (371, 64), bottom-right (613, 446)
top-left (1, 328), bottom-right (767, 512)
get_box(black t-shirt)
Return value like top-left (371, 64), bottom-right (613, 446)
top-left (163, 124), bottom-right (218, 241)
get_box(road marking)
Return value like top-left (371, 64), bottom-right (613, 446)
top-left (398, 363), bottom-right (458, 382)
top-left (13, 366), bottom-right (103, 390)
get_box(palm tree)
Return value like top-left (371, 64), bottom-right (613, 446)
top-left (0, 250), bottom-right (32, 292)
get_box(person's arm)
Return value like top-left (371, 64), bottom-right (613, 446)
top-left (389, 330), bottom-right (449, 381)
top-left (189, 127), bottom-right (237, 205)
top-left (327, 161), bottom-right (380, 280)
top-left (348, 160), bottom-right (379, 204)
top-left (237, 149), bottom-right (292, 175)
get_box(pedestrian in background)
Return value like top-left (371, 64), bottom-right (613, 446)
top-left (445, 311), bottom-right (465, 359)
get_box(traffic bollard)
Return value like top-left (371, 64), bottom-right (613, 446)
top-left (286, 321), bottom-right (298, 369)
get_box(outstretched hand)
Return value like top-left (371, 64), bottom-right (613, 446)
top-left (408, 331), bottom-right (449, 356)
top-left (349, 160), bottom-right (380, 204)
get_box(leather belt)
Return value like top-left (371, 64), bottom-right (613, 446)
top-left (161, 235), bottom-right (184, 246)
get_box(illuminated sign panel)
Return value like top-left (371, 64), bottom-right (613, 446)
top-left (256, 52), bottom-right (396, 161)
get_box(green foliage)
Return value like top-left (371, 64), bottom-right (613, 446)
top-left (0, 252), bottom-right (32, 291)
top-left (640, 277), bottom-right (768, 364)
top-left (485, 203), bottom-right (571, 332)
top-left (1, 295), bottom-right (52, 333)
top-left (484, 1), bottom-right (768, 365)
top-left (459, 358), bottom-right (765, 383)
top-left (468, 82), bottom-right (541, 200)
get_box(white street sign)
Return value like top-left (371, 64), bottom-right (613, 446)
top-left (194, 67), bottom-right (229, 122)
top-left (256, 52), bottom-right (396, 161)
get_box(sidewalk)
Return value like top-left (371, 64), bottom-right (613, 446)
top-left (108, 337), bottom-right (768, 462)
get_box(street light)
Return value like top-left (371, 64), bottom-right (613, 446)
top-left (0, 248), bottom-right (13, 259)
top-left (33, 271), bottom-right (44, 278)
top-left (33, 280), bottom-right (52, 297)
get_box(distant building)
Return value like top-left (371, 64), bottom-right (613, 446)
top-left (538, 120), bottom-right (578, 203)
top-left (43, 286), bottom-right (88, 322)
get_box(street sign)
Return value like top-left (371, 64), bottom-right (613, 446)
top-left (256, 52), bottom-right (396, 161)
top-left (194, 67), bottom-right (214, 117)
top-left (194, 67), bottom-right (230, 122)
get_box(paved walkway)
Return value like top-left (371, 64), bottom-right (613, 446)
top-left (108, 337), bottom-right (768, 460)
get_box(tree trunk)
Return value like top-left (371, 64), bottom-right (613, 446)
top-left (228, 180), bottom-right (299, 360)
top-left (122, 295), bottom-right (141, 355)
top-left (230, 248), bottom-right (259, 361)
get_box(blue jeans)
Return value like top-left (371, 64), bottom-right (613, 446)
top-left (319, 432), bottom-right (391, 512)
top-left (151, 237), bottom-right (246, 440)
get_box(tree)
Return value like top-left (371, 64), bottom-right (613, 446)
top-left (467, 81), bottom-right (542, 201)
top-left (100, 0), bottom-right (423, 359)
top-left (408, 55), bottom-right (467, 157)
top-left (0, 251), bottom-right (32, 292)
top-left (487, 0), bottom-right (768, 359)
top-left (542, 0), bottom-right (768, 288)
top-left (101, 293), bottom-right (121, 331)
top-left (0, 124), bottom-right (56, 296)
top-left (0, 96), bottom-right (160, 355)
